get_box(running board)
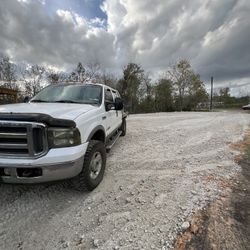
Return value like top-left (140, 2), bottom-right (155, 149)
top-left (106, 131), bottom-right (122, 151)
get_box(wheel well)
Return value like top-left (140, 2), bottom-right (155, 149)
top-left (90, 129), bottom-right (105, 143)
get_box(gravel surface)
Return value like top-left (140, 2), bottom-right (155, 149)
top-left (0, 111), bottom-right (249, 250)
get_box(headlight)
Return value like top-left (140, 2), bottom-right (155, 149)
top-left (48, 128), bottom-right (81, 148)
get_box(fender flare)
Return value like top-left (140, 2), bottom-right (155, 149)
top-left (87, 125), bottom-right (106, 142)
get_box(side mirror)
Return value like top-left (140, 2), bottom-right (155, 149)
top-left (105, 103), bottom-right (114, 111)
top-left (114, 97), bottom-right (124, 110)
top-left (23, 96), bottom-right (30, 103)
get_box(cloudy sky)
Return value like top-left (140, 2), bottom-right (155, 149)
top-left (0, 0), bottom-right (250, 94)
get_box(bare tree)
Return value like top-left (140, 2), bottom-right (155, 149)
top-left (21, 64), bottom-right (45, 97)
top-left (0, 55), bottom-right (17, 88)
top-left (139, 72), bottom-right (152, 100)
top-left (68, 62), bottom-right (101, 83)
top-left (76, 62), bottom-right (85, 82)
top-left (97, 70), bottom-right (117, 88)
top-left (47, 69), bottom-right (68, 84)
top-left (86, 62), bottom-right (101, 81)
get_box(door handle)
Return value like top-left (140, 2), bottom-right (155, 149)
top-left (102, 116), bottom-right (107, 120)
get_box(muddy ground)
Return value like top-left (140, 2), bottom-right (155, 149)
top-left (0, 111), bottom-right (249, 250)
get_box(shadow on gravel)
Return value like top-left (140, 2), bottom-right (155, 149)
top-left (174, 135), bottom-right (250, 250)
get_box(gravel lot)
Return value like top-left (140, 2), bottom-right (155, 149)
top-left (0, 111), bottom-right (249, 250)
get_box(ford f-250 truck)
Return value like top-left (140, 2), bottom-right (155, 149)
top-left (0, 83), bottom-right (126, 190)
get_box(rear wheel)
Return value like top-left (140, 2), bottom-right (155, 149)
top-left (120, 119), bottom-right (126, 136)
top-left (74, 140), bottom-right (106, 191)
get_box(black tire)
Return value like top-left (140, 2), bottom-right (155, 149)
top-left (74, 140), bottom-right (106, 191)
top-left (120, 119), bottom-right (126, 136)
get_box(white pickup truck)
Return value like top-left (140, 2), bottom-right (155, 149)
top-left (0, 83), bottom-right (126, 190)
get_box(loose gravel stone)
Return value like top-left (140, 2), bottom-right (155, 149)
top-left (0, 112), bottom-right (248, 250)
top-left (181, 221), bottom-right (190, 231)
top-left (93, 239), bottom-right (99, 248)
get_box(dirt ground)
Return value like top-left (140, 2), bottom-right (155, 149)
top-left (174, 128), bottom-right (250, 250)
top-left (0, 111), bottom-right (249, 250)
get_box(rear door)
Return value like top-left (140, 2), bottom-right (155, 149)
top-left (104, 88), bottom-right (116, 135)
top-left (112, 90), bottom-right (123, 129)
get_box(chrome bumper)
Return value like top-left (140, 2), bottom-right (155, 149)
top-left (0, 157), bottom-right (84, 184)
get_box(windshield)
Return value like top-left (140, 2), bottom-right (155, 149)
top-left (31, 84), bottom-right (103, 105)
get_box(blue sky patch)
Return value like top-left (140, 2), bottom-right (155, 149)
top-left (44, 0), bottom-right (107, 21)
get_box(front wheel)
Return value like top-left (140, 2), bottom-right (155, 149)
top-left (74, 140), bottom-right (106, 191)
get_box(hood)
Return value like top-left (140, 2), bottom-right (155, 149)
top-left (0, 103), bottom-right (97, 120)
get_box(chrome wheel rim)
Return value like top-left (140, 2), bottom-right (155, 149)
top-left (89, 152), bottom-right (102, 179)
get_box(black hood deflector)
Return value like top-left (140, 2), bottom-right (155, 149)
top-left (0, 113), bottom-right (76, 128)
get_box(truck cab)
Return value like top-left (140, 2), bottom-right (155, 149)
top-left (0, 83), bottom-right (127, 190)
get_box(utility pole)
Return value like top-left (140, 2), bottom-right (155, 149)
top-left (210, 76), bottom-right (214, 111)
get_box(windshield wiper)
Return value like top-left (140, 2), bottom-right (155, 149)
top-left (31, 99), bottom-right (48, 103)
top-left (82, 101), bottom-right (100, 105)
top-left (54, 100), bottom-right (80, 103)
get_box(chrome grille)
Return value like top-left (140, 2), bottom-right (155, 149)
top-left (0, 121), bottom-right (48, 158)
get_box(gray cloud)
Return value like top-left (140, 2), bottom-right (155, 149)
top-left (0, 0), bottom-right (250, 91)
top-left (103, 0), bottom-right (250, 87)
top-left (0, 0), bottom-right (115, 69)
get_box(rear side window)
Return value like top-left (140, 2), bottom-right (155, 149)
top-left (105, 89), bottom-right (114, 103)
top-left (112, 90), bottom-right (119, 99)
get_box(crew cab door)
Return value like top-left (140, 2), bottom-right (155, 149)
top-left (104, 88), bottom-right (116, 135)
top-left (112, 90), bottom-right (123, 129)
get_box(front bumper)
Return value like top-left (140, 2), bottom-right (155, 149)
top-left (0, 143), bottom-right (88, 184)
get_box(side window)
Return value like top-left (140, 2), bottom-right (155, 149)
top-left (105, 89), bottom-right (114, 103)
top-left (112, 90), bottom-right (118, 99)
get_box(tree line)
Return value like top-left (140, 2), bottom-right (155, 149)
top-left (0, 54), bottom-right (248, 112)
top-left (117, 60), bottom-right (209, 113)
top-left (212, 87), bottom-right (250, 109)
